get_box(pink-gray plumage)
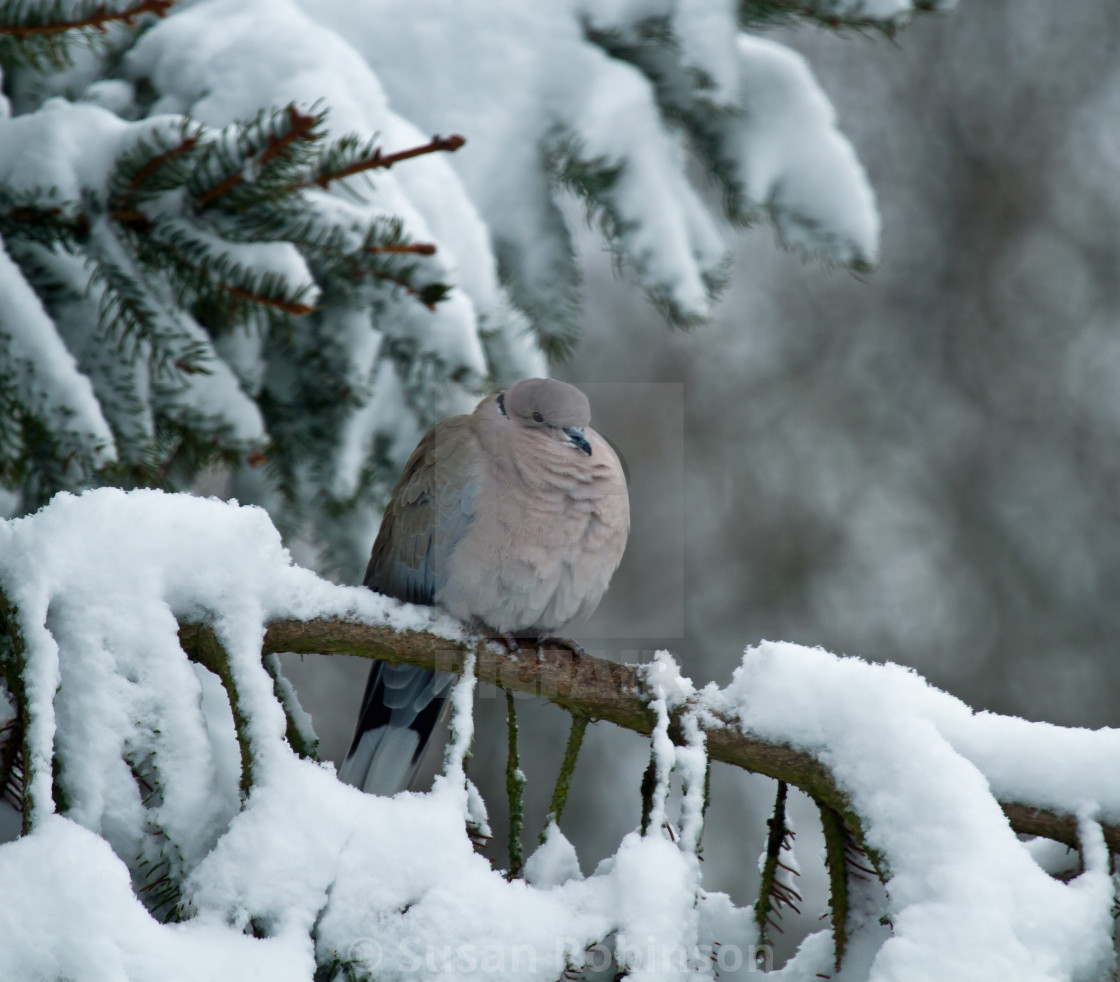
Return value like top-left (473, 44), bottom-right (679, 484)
top-left (339, 378), bottom-right (630, 795)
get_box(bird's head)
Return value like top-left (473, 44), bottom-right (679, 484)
top-left (498, 378), bottom-right (593, 455)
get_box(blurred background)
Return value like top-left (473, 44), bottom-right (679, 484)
top-left (279, 0), bottom-right (1120, 954)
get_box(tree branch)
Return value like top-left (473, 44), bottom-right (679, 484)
top-left (364, 242), bottom-right (437, 256)
top-left (0, 0), bottom-right (174, 38)
top-left (195, 106), bottom-right (320, 210)
top-left (175, 615), bottom-right (1120, 855)
top-left (298, 134), bottom-right (466, 192)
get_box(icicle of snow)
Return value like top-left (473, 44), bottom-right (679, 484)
top-left (641, 651), bottom-right (708, 852)
top-left (676, 712), bottom-right (707, 855)
top-left (645, 687), bottom-right (675, 837)
top-left (443, 653), bottom-right (476, 777)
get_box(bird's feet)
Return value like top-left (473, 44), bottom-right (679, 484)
top-left (489, 634), bottom-right (586, 662)
top-left (534, 636), bottom-right (587, 661)
top-left (494, 632), bottom-right (526, 655)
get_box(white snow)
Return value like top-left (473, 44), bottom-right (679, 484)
top-left (0, 234), bottom-right (117, 473)
top-left (710, 641), bottom-right (1118, 982)
top-left (0, 491), bottom-right (1116, 981)
top-left (0, 816), bottom-right (304, 982)
top-left (726, 35), bottom-right (880, 267)
top-left (0, 98), bottom-right (170, 203)
top-left (300, 0), bottom-right (879, 327)
top-left (525, 821), bottom-right (584, 887)
top-left (0, 490), bottom-right (726, 980)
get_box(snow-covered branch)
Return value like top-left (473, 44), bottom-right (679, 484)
top-left (3, 490), bottom-right (1117, 980)
top-left (178, 615), bottom-right (1120, 857)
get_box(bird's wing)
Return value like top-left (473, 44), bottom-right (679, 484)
top-left (363, 414), bottom-right (481, 603)
top-left (341, 414), bottom-right (479, 795)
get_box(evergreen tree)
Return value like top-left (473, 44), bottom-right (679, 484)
top-left (0, 0), bottom-right (933, 578)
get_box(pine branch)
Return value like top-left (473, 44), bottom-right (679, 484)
top-left (85, 221), bottom-right (213, 375)
top-left (0, 0), bottom-right (173, 37)
top-left (0, 716), bottom-right (25, 812)
top-left (222, 281), bottom-right (315, 317)
top-left (172, 614), bottom-right (1120, 860)
top-left (296, 133), bottom-right (466, 192)
top-left (370, 269), bottom-right (451, 310)
top-left (819, 802), bottom-right (850, 971)
top-left (142, 216), bottom-right (316, 321)
top-left (0, 192), bottom-right (87, 246)
top-left (190, 106), bottom-right (324, 212)
top-left (111, 129), bottom-right (200, 211)
top-left (204, 174), bottom-right (448, 310)
top-left (755, 781), bottom-right (794, 942)
top-left (639, 750), bottom-right (657, 836)
top-left (365, 242), bottom-right (437, 256)
top-left (0, 592), bottom-right (31, 834)
top-left (736, 0), bottom-right (932, 33)
top-left (0, 0), bottom-right (175, 69)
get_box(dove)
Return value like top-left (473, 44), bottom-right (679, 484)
top-left (339, 378), bottom-right (629, 794)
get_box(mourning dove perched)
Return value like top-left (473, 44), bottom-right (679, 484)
top-left (339, 378), bottom-right (630, 795)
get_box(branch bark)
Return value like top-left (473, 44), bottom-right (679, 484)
top-left (176, 615), bottom-right (1118, 855)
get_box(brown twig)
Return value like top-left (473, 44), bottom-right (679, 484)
top-left (195, 106), bottom-right (320, 210)
top-left (299, 134), bottom-right (466, 192)
top-left (222, 283), bottom-right (315, 317)
top-left (0, 0), bottom-right (175, 37)
top-left (0, 205), bottom-right (89, 239)
top-left (116, 134), bottom-right (198, 210)
top-left (258, 107), bottom-right (320, 168)
top-left (144, 226), bottom-right (316, 318)
top-left (365, 242), bottom-right (437, 256)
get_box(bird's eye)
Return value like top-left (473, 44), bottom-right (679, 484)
top-left (532, 412), bottom-right (544, 423)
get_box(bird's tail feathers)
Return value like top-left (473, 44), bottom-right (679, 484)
top-left (338, 662), bottom-right (454, 795)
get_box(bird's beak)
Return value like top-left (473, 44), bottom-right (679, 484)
top-left (563, 427), bottom-right (592, 455)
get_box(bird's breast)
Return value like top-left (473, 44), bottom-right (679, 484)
top-left (433, 440), bottom-right (628, 634)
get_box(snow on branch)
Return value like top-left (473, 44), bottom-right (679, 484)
top-left (0, 0), bottom-right (173, 37)
top-left (739, 0), bottom-right (948, 34)
top-left (2, 489), bottom-right (1117, 981)
top-left (0, 0), bottom-right (174, 70)
top-left (179, 615), bottom-right (1120, 858)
